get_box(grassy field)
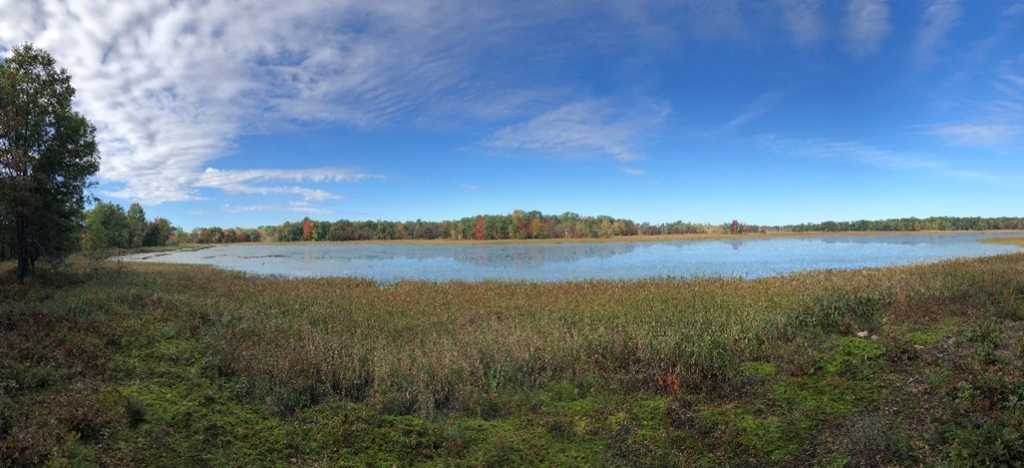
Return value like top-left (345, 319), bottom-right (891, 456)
top-left (2, 253), bottom-right (1024, 466)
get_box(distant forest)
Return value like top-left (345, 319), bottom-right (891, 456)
top-left (178, 211), bottom-right (1024, 244)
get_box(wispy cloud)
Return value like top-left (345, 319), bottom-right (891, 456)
top-left (620, 167), bottom-right (645, 176)
top-left (0, 1), bottom-right (594, 205)
top-left (486, 99), bottom-right (667, 162)
top-left (844, 0), bottom-right (891, 59)
top-left (724, 90), bottom-right (787, 131)
top-left (191, 167), bottom-right (381, 202)
top-left (913, 0), bottom-right (962, 70)
top-left (759, 136), bottom-right (944, 171)
top-left (776, 0), bottom-right (822, 47)
top-left (928, 124), bottom-right (1024, 147)
top-left (759, 135), bottom-right (1018, 186)
top-left (928, 67), bottom-right (1024, 149)
top-left (221, 202), bottom-right (335, 216)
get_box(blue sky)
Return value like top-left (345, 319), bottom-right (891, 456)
top-left (2, 0), bottom-right (1022, 230)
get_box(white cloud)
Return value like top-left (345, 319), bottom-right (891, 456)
top-left (0, 0), bottom-right (555, 205)
top-left (486, 99), bottom-right (668, 162)
top-left (927, 67), bottom-right (1024, 150)
top-left (191, 167), bottom-right (381, 202)
top-left (1005, 4), bottom-right (1024, 18)
top-left (724, 90), bottom-right (787, 131)
top-left (1, 1), bottom-right (698, 207)
top-left (760, 135), bottom-right (1016, 186)
top-left (776, 0), bottom-right (822, 47)
top-left (620, 167), bottom-right (645, 176)
top-left (914, 0), bottom-right (962, 70)
top-left (221, 202), bottom-right (334, 216)
top-left (759, 136), bottom-right (945, 171)
top-left (942, 170), bottom-right (1002, 183)
top-left (929, 124), bottom-right (1024, 147)
top-left (844, 0), bottom-right (891, 59)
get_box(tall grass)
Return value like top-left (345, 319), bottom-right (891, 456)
top-left (103, 253), bottom-right (1024, 416)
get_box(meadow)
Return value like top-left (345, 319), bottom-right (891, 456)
top-left (2, 245), bottom-right (1024, 465)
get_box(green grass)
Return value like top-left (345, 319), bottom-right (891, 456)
top-left (2, 253), bottom-right (1023, 465)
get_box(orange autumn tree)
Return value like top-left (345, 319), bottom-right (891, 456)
top-left (302, 218), bottom-right (313, 240)
top-left (474, 216), bottom-right (486, 240)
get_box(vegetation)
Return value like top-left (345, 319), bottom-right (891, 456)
top-left (2, 252), bottom-right (1023, 465)
top-left (183, 213), bottom-right (1024, 245)
top-left (0, 44), bottom-right (99, 284)
top-left (81, 201), bottom-right (182, 252)
top-left (980, 237), bottom-right (1024, 248)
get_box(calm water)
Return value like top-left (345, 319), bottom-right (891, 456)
top-left (122, 233), bottom-right (1023, 282)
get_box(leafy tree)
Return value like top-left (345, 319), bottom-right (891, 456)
top-left (302, 218), bottom-right (313, 241)
top-left (83, 201), bottom-right (128, 251)
top-left (126, 202), bottom-right (147, 248)
top-left (474, 216), bottom-right (485, 240)
top-left (1, 44), bottom-right (100, 284)
top-left (142, 217), bottom-right (174, 247)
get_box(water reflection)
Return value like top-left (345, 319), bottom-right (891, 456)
top-left (122, 233), bottom-right (1023, 282)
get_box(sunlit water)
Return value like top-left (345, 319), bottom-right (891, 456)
top-left (121, 233), bottom-right (1023, 282)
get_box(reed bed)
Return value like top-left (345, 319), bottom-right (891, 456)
top-left (4, 252), bottom-right (1024, 465)
top-left (114, 252), bottom-right (1024, 416)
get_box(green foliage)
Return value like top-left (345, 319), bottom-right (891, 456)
top-left (83, 201), bottom-right (129, 250)
top-left (82, 201), bottom-right (178, 251)
top-left (0, 43), bottom-right (100, 283)
top-left (819, 336), bottom-right (886, 376)
top-left (179, 212), bottom-right (1024, 245)
top-left (125, 203), bottom-right (147, 248)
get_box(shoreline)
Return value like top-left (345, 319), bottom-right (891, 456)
top-left (168, 229), bottom-right (1024, 248)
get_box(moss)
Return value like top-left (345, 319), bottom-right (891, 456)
top-left (740, 361), bottom-right (778, 377)
top-left (773, 374), bottom-right (868, 423)
top-left (819, 336), bottom-right (885, 375)
top-left (695, 405), bottom-right (798, 464)
top-left (892, 317), bottom-right (960, 347)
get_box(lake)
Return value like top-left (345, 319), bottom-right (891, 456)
top-left (121, 233), bottom-right (1023, 282)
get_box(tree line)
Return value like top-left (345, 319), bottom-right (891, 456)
top-left (177, 213), bottom-right (1024, 245)
top-left (182, 211), bottom-right (766, 244)
top-left (80, 201), bottom-right (183, 251)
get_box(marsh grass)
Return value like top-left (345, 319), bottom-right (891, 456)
top-left (979, 236), bottom-right (1024, 248)
top-left (2, 253), bottom-right (1024, 465)
top-left (189, 254), bottom-right (1023, 417)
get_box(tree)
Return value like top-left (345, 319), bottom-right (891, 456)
top-left (302, 218), bottom-right (313, 241)
top-left (142, 217), bottom-right (174, 247)
top-left (125, 202), bottom-right (147, 248)
top-left (83, 201), bottom-right (128, 251)
top-left (474, 216), bottom-right (485, 240)
top-left (1, 44), bottom-right (100, 284)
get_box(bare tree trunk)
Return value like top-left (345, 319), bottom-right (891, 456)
top-left (16, 216), bottom-right (28, 285)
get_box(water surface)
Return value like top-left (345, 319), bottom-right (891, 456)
top-left (123, 233), bottom-right (1023, 282)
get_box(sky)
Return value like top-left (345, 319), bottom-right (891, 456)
top-left (1, 0), bottom-right (1022, 230)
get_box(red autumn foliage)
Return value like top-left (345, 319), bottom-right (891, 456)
top-left (302, 219), bottom-right (313, 240)
top-left (474, 216), bottom-right (486, 240)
